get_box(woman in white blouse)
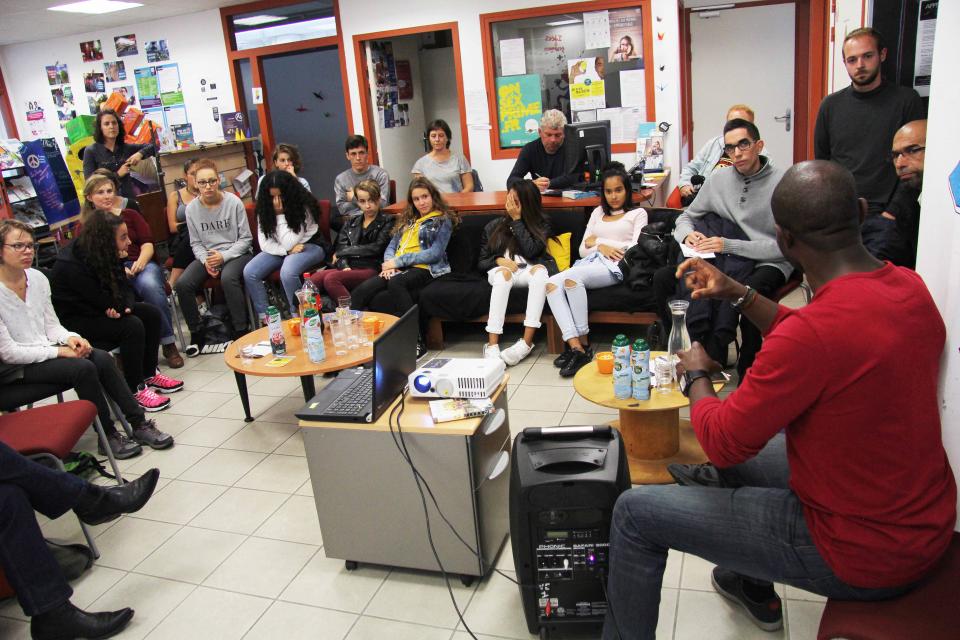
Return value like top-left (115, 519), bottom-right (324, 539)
top-left (411, 119), bottom-right (474, 193)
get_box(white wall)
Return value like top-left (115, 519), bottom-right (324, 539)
top-left (420, 46), bottom-right (463, 156)
top-left (915, 1), bottom-right (960, 530)
top-left (0, 9), bottom-right (234, 155)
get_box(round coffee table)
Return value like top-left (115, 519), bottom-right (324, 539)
top-left (224, 312), bottom-right (397, 421)
top-left (572, 352), bottom-right (726, 484)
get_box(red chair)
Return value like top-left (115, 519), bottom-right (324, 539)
top-left (0, 401), bottom-right (110, 559)
top-left (817, 532), bottom-right (960, 639)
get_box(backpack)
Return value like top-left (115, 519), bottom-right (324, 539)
top-left (64, 451), bottom-right (118, 481)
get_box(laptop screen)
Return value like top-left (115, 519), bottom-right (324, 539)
top-left (371, 305), bottom-right (419, 421)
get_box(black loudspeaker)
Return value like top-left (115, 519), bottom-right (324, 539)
top-left (510, 425), bottom-right (631, 639)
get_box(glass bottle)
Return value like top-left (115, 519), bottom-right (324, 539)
top-left (666, 300), bottom-right (691, 385)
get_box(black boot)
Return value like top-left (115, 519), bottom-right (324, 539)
top-left (31, 600), bottom-right (134, 640)
top-left (74, 469), bottom-right (160, 526)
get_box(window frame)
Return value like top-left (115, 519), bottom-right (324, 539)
top-left (479, 0), bottom-right (656, 160)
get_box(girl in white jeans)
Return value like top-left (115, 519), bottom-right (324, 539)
top-left (547, 166), bottom-right (647, 377)
top-left (478, 180), bottom-right (557, 365)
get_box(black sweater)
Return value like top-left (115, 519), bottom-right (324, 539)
top-left (813, 81), bottom-right (925, 212)
top-left (51, 241), bottom-right (134, 322)
top-left (506, 138), bottom-right (585, 190)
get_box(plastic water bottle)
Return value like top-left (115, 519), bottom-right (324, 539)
top-left (266, 305), bottom-right (286, 355)
top-left (303, 308), bottom-right (325, 363)
top-left (298, 275), bottom-right (319, 314)
top-left (612, 334), bottom-right (632, 400)
top-left (631, 338), bottom-right (650, 401)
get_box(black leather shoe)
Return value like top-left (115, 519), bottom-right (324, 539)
top-left (559, 347), bottom-right (593, 378)
top-left (74, 469), bottom-right (160, 526)
top-left (667, 463), bottom-right (728, 488)
top-left (553, 345), bottom-right (574, 368)
top-left (31, 600), bottom-right (134, 640)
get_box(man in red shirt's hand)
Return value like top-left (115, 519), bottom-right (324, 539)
top-left (602, 161), bottom-right (956, 640)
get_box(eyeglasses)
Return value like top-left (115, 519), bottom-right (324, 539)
top-left (196, 179), bottom-right (219, 187)
top-left (723, 139), bottom-right (755, 155)
top-left (3, 242), bottom-right (38, 253)
top-left (888, 145), bottom-right (925, 163)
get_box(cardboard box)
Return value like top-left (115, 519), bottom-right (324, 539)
top-left (65, 116), bottom-right (96, 146)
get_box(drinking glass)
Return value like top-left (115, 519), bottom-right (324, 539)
top-left (329, 316), bottom-right (348, 356)
top-left (344, 313), bottom-right (360, 350)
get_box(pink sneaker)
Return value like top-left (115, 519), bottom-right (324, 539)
top-left (146, 373), bottom-right (184, 394)
top-left (135, 387), bottom-right (171, 412)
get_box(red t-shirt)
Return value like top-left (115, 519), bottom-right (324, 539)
top-left (693, 263), bottom-right (956, 588)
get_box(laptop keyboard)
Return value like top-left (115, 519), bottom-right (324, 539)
top-left (325, 370), bottom-right (373, 415)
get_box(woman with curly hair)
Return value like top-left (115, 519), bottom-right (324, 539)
top-left (51, 210), bottom-right (183, 422)
top-left (243, 169), bottom-right (325, 320)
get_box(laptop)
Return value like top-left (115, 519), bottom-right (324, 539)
top-left (295, 305), bottom-right (419, 423)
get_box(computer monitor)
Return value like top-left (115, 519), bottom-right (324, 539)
top-left (565, 120), bottom-right (612, 184)
top-left (372, 305), bottom-right (419, 421)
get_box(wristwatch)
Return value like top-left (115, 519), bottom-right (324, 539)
top-left (680, 369), bottom-right (711, 397)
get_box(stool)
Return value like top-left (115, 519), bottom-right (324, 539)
top-left (817, 532), bottom-right (960, 639)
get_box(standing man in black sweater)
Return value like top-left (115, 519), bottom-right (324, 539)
top-left (507, 110), bottom-right (585, 191)
top-left (813, 27), bottom-right (925, 264)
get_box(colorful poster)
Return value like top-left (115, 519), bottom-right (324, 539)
top-left (608, 8), bottom-right (644, 64)
top-left (20, 139), bottom-right (81, 227)
top-left (104, 61), bottom-right (126, 82)
top-left (45, 64), bottom-right (69, 86)
top-left (145, 40), bottom-right (170, 63)
top-left (220, 111), bottom-right (245, 139)
top-left (80, 40), bottom-right (103, 62)
top-left (83, 72), bottom-right (105, 93)
top-left (395, 60), bottom-right (413, 99)
top-left (115, 85), bottom-right (137, 107)
top-left (172, 124), bottom-right (194, 148)
top-left (115, 34), bottom-right (137, 57)
top-left (156, 63), bottom-right (184, 106)
top-left (135, 66), bottom-right (161, 109)
top-left (496, 74), bottom-right (542, 148)
top-left (25, 105), bottom-right (47, 137)
top-left (568, 58), bottom-right (605, 111)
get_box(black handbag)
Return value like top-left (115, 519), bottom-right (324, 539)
top-left (617, 221), bottom-right (680, 291)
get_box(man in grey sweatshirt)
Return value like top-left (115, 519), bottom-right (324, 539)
top-left (664, 119), bottom-right (791, 380)
top-left (176, 168), bottom-right (254, 352)
top-left (333, 135), bottom-right (390, 230)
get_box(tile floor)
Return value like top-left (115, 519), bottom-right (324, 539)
top-left (0, 291), bottom-right (828, 639)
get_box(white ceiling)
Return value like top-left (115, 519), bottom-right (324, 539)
top-left (0, 0), bottom-right (241, 46)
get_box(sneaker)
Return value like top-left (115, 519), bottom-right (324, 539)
top-left (134, 386), bottom-right (171, 412)
top-left (146, 373), bottom-right (184, 394)
top-left (97, 431), bottom-right (142, 460)
top-left (132, 419), bottom-right (174, 450)
top-left (483, 343), bottom-right (501, 359)
top-left (667, 463), bottom-right (730, 488)
top-left (184, 343), bottom-right (201, 358)
top-left (559, 346), bottom-right (594, 378)
top-left (711, 567), bottom-right (782, 631)
top-left (500, 339), bottom-right (534, 366)
top-left (553, 345), bottom-right (574, 368)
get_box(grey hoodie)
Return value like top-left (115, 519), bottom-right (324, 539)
top-left (673, 157), bottom-right (793, 278)
top-left (185, 191), bottom-right (253, 264)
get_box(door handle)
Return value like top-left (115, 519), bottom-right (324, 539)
top-left (774, 109), bottom-right (792, 132)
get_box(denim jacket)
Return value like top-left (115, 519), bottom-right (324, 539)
top-left (384, 213), bottom-right (453, 277)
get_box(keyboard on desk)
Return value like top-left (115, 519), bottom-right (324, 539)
top-left (325, 370), bottom-right (373, 415)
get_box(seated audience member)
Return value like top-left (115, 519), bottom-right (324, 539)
top-left (91, 168), bottom-right (139, 212)
top-left (334, 135), bottom-right (390, 228)
top-left (677, 104), bottom-right (757, 201)
top-left (507, 109), bottom-right (586, 191)
top-left (602, 160), bottom-right (956, 640)
top-left (82, 108), bottom-right (155, 204)
top-left (479, 180), bottom-right (556, 365)
top-left (257, 143), bottom-right (311, 197)
top-left (0, 442), bottom-right (159, 640)
top-left (165, 158), bottom-right (201, 288)
top-left (81, 173), bottom-right (183, 368)
top-left (175, 159), bottom-right (254, 353)
top-left (881, 119), bottom-right (926, 268)
top-left (655, 119), bottom-right (789, 380)
top-left (548, 164), bottom-right (647, 377)
top-left (309, 179), bottom-right (392, 306)
top-left (52, 210), bottom-right (183, 419)
top-left (350, 176), bottom-right (457, 357)
top-left (0, 220), bottom-right (169, 459)
top-left (243, 170), bottom-right (324, 320)
top-left (412, 119), bottom-right (474, 193)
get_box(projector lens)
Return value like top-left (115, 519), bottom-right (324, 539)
top-left (413, 375), bottom-right (431, 393)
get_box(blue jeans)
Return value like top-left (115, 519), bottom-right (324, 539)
top-left (602, 435), bottom-right (911, 640)
top-left (126, 260), bottom-right (174, 345)
top-left (243, 244), bottom-right (325, 318)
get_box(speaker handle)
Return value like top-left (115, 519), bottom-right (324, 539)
top-left (521, 425), bottom-right (612, 441)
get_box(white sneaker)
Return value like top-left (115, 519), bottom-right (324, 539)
top-left (500, 339), bottom-right (534, 366)
top-left (483, 344), bottom-right (501, 359)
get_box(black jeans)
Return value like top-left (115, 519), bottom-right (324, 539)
top-left (0, 440), bottom-right (87, 616)
top-left (349, 268), bottom-right (433, 316)
top-left (63, 303), bottom-right (161, 392)
top-left (174, 255), bottom-right (253, 339)
top-left (13, 350), bottom-right (144, 435)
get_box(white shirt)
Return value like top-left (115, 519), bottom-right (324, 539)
top-left (257, 213), bottom-right (320, 256)
top-left (0, 269), bottom-right (77, 364)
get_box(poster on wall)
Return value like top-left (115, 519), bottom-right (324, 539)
top-left (83, 72), bottom-right (105, 93)
top-left (568, 58), bottom-right (605, 111)
top-left (608, 8), bottom-right (643, 63)
top-left (496, 74), bottom-right (542, 148)
top-left (45, 64), bottom-right (69, 86)
top-left (396, 60), bottom-right (413, 100)
top-left (115, 34), bottom-right (138, 57)
top-left (25, 104), bottom-right (48, 137)
top-left (371, 41), bottom-right (399, 130)
top-left (913, 0), bottom-right (937, 97)
top-left (583, 10), bottom-right (611, 50)
top-left (87, 96), bottom-right (101, 115)
top-left (145, 40), bottom-right (170, 63)
top-left (52, 87), bottom-right (77, 124)
top-left (115, 85), bottom-right (137, 107)
top-left (135, 66), bottom-right (162, 108)
top-left (156, 63), bottom-right (184, 106)
top-left (104, 61), bottom-right (127, 82)
top-left (80, 40), bottom-right (103, 62)
top-left (499, 38), bottom-right (527, 76)
top-left (220, 111), bottom-right (245, 139)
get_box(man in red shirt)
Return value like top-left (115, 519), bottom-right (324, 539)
top-left (602, 160), bottom-right (956, 640)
